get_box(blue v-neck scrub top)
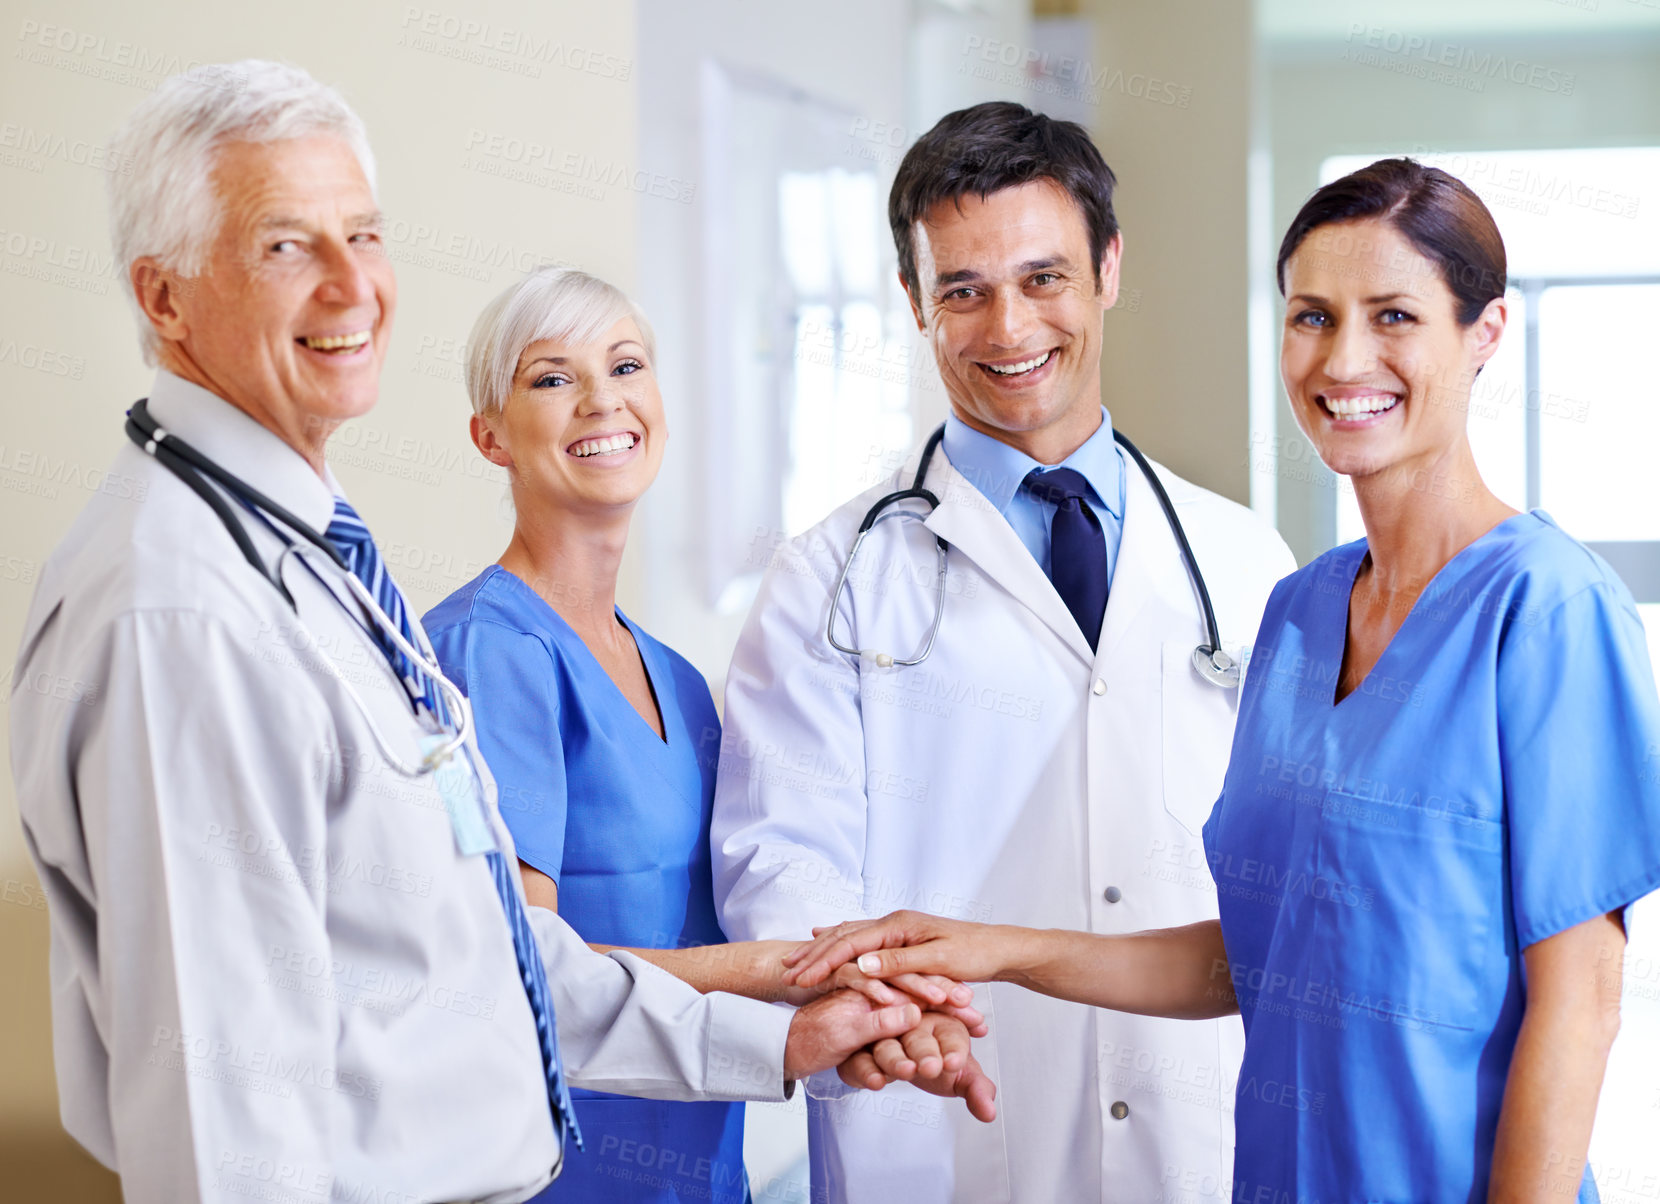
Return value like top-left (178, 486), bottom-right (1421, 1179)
top-left (425, 566), bottom-right (747, 1204)
top-left (1204, 512), bottom-right (1660, 1203)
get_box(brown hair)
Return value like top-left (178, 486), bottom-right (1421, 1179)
top-left (1277, 158), bottom-right (1507, 325)
top-left (889, 101), bottom-right (1119, 304)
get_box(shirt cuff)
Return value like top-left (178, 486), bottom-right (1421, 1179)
top-left (804, 1067), bottom-right (855, 1101)
top-left (703, 991), bottom-right (795, 1102)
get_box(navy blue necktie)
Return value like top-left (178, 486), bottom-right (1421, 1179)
top-left (1025, 467), bottom-right (1109, 650)
top-left (324, 499), bottom-right (583, 1160)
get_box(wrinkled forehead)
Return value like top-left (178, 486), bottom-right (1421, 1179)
top-left (208, 136), bottom-right (379, 235)
top-left (913, 179), bottom-right (1093, 282)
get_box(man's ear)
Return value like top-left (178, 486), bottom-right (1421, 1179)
top-left (1096, 233), bottom-right (1124, 311)
top-left (131, 257), bottom-right (192, 345)
top-left (900, 269), bottom-right (926, 332)
top-left (471, 412), bottom-right (514, 470)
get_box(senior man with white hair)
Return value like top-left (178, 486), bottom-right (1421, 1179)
top-left (9, 61), bottom-right (963, 1204)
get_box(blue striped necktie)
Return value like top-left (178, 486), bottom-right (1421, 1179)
top-left (323, 497), bottom-right (583, 1161)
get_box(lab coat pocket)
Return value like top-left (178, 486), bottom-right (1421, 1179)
top-left (1312, 788), bottom-right (1504, 1032)
top-left (1161, 640), bottom-right (1240, 835)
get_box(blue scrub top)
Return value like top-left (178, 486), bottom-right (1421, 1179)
top-left (1204, 511), bottom-right (1660, 1203)
top-left (425, 565), bottom-right (747, 1204)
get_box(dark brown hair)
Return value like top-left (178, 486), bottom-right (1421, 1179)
top-left (889, 101), bottom-right (1119, 303)
top-left (1276, 158), bottom-right (1507, 325)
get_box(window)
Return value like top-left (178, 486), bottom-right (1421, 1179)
top-left (778, 169), bottom-right (914, 537)
top-left (698, 64), bottom-right (913, 611)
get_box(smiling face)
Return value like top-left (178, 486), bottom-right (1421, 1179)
top-left (1280, 218), bottom-right (1505, 484)
top-left (141, 135), bottom-right (393, 463)
top-left (474, 316), bottom-right (666, 520)
top-left (907, 179), bottom-right (1120, 463)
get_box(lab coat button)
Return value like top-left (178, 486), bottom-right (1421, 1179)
top-left (1110, 1101), bottom-right (1130, 1120)
top-left (1091, 678), bottom-right (1107, 696)
top-left (1103, 885), bottom-right (1122, 903)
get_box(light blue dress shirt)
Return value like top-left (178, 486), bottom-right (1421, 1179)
top-left (941, 406), bottom-right (1127, 586)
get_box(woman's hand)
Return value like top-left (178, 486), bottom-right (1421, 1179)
top-left (787, 961), bottom-right (988, 1036)
top-left (785, 913), bottom-right (1235, 1021)
top-left (783, 910), bottom-right (1011, 991)
top-left (836, 1012), bottom-right (998, 1124)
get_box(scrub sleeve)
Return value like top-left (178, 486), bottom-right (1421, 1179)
top-left (1497, 582), bottom-right (1660, 945)
top-left (453, 621), bottom-right (569, 883)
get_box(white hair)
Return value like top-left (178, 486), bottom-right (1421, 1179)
top-left (107, 59), bottom-right (377, 364)
top-left (466, 266), bottom-right (657, 416)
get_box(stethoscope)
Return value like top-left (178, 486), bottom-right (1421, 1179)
top-left (125, 398), bottom-right (473, 773)
top-left (827, 423), bottom-right (1241, 689)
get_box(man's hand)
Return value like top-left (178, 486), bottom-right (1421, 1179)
top-left (783, 910), bottom-right (1007, 991)
top-left (786, 961), bottom-right (988, 1037)
top-left (836, 1012), bottom-right (998, 1123)
top-left (782, 989), bottom-right (922, 1081)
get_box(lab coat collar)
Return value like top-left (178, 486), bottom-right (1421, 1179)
top-left (1094, 452), bottom-right (1189, 666)
top-left (144, 369), bottom-right (344, 536)
top-left (939, 406), bottom-right (1125, 520)
top-left (919, 442), bottom-right (1096, 666)
top-left (912, 431), bottom-right (1196, 671)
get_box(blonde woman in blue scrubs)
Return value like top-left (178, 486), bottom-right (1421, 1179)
top-left (426, 268), bottom-right (993, 1203)
top-left (782, 160), bottom-right (1660, 1203)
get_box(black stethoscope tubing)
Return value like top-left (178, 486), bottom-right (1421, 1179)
top-left (123, 397), bottom-right (475, 770)
top-left (838, 421), bottom-right (1232, 683)
top-left (125, 397), bottom-right (348, 609)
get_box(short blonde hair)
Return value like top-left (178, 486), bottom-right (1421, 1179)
top-left (465, 266), bottom-right (656, 416)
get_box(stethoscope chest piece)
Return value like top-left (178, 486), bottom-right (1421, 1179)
top-left (1193, 645), bottom-right (1241, 690)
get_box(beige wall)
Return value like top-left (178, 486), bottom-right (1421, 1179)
top-left (0, 0), bottom-right (637, 1182)
top-left (1079, 0), bottom-right (1260, 508)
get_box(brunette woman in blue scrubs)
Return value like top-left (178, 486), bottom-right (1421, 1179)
top-left (426, 268), bottom-right (993, 1203)
top-left (782, 161), bottom-right (1660, 1203)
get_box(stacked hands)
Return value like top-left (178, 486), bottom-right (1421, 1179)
top-left (779, 912), bottom-right (999, 1123)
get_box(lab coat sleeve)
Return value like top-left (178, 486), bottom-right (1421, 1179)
top-left (525, 906), bottom-right (794, 1101)
top-left (710, 522), bottom-right (873, 944)
top-left (65, 611), bottom-right (341, 1204)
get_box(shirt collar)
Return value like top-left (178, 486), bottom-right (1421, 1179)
top-left (941, 406), bottom-right (1125, 519)
top-left (144, 369), bottom-right (344, 535)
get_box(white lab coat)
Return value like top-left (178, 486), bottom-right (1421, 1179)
top-left (11, 371), bottom-right (795, 1204)
top-left (713, 438), bottom-right (1296, 1204)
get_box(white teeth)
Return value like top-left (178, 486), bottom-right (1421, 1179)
top-left (570, 433), bottom-right (639, 458)
top-left (1322, 393), bottom-right (1399, 419)
top-left (985, 350), bottom-right (1054, 376)
top-left (302, 331), bottom-right (371, 352)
